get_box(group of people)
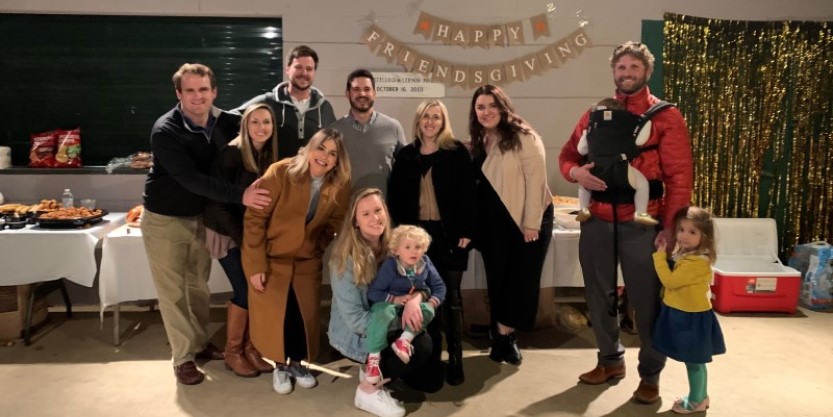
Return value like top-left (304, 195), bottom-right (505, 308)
top-left (140, 41), bottom-right (725, 416)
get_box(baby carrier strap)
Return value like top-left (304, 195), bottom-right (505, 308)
top-left (642, 100), bottom-right (676, 122)
top-left (635, 101), bottom-right (676, 154)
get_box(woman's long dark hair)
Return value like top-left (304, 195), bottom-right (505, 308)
top-left (468, 84), bottom-right (533, 158)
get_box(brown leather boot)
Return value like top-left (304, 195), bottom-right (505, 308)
top-left (225, 302), bottom-right (258, 377)
top-left (244, 337), bottom-right (274, 373)
top-left (632, 379), bottom-right (661, 404)
top-left (579, 363), bottom-right (626, 385)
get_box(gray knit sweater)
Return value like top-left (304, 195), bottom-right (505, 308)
top-left (330, 111), bottom-right (406, 196)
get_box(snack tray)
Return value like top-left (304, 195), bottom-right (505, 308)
top-left (34, 209), bottom-right (109, 228)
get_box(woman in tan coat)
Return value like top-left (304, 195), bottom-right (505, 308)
top-left (242, 127), bottom-right (351, 394)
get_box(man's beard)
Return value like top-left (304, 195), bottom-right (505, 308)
top-left (615, 77), bottom-right (647, 94)
top-left (350, 98), bottom-right (374, 113)
top-left (291, 78), bottom-right (311, 91)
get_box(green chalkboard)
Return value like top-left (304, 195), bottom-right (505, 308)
top-left (641, 20), bottom-right (665, 99)
top-left (0, 13), bottom-right (282, 166)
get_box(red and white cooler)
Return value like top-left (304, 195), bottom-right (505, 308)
top-left (710, 218), bottom-right (801, 314)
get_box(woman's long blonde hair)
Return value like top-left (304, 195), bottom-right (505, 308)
top-left (286, 127), bottom-right (351, 188)
top-left (329, 188), bottom-right (391, 286)
top-left (237, 103), bottom-right (278, 174)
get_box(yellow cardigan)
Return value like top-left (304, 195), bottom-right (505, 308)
top-left (653, 252), bottom-right (714, 312)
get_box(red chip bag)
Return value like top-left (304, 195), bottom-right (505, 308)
top-left (29, 130), bottom-right (57, 167)
top-left (54, 127), bottom-right (82, 167)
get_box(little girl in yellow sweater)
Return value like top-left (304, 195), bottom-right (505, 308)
top-left (652, 206), bottom-right (726, 414)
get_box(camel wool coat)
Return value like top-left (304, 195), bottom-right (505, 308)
top-left (242, 159), bottom-right (350, 363)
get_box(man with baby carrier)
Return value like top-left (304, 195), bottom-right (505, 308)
top-left (558, 41), bottom-right (693, 405)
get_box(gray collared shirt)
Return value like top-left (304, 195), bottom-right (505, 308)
top-left (345, 110), bottom-right (378, 133)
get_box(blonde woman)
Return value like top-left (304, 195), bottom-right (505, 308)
top-left (242, 127), bottom-right (351, 394)
top-left (328, 189), bottom-right (443, 417)
top-left (387, 99), bottom-right (475, 385)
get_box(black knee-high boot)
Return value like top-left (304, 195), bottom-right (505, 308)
top-left (443, 269), bottom-right (465, 385)
top-left (427, 310), bottom-right (443, 365)
top-left (445, 288), bottom-right (465, 385)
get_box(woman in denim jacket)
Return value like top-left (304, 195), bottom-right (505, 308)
top-left (328, 188), bottom-right (443, 417)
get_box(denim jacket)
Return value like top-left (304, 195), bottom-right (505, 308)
top-left (328, 257), bottom-right (379, 362)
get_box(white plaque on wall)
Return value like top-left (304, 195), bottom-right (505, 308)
top-left (373, 72), bottom-right (446, 98)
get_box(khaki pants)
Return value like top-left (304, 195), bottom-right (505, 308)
top-left (141, 210), bottom-right (211, 365)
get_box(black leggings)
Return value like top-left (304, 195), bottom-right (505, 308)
top-left (351, 332), bottom-right (444, 393)
top-left (283, 288), bottom-right (308, 362)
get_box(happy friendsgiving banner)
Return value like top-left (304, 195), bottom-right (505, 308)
top-left (412, 11), bottom-right (554, 46)
top-left (362, 24), bottom-right (590, 89)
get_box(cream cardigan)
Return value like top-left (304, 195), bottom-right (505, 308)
top-left (481, 131), bottom-right (553, 231)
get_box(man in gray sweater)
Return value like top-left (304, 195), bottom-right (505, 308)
top-left (330, 69), bottom-right (406, 196)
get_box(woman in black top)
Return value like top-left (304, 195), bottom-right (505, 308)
top-left (387, 99), bottom-right (476, 385)
top-left (204, 103), bottom-right (279, 377)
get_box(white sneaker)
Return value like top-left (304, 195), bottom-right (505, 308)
top-left (354, 386), bottom-right (405, 417)
top-left (272, 367), bottom-right (293, 395)
top-left (287, 361), bottom-right (317, 389)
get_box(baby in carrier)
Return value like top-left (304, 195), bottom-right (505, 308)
top-left (575, 98), bottom-right (658, 226)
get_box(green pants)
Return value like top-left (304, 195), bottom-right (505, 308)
top-left (366, 302), bottom-right (435, 353)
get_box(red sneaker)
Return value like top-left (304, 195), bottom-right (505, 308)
top-left (392, 339), bottom-right (413, 364)
top-left (365, 355), bottom-right (382, 384)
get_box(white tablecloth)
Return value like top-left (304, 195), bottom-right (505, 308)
top-left (0, 213), bottom-right (125, 286)
top-left (461, 227), bottom-right (584, 289)
top-left (98, 224), bottom-right (232, 309)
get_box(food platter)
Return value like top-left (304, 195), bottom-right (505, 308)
top-left (33, 209), bottom-right (109, 228)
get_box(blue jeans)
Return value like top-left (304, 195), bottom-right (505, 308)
top-left (218, 246), bottom-right (248, 309)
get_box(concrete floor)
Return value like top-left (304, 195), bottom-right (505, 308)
top-left (1, 304), bottom-right (831, 417)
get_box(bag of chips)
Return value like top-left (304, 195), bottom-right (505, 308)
top-left (29, 130), bottom-right (57, 167)
top-left (54, 127), bottom-right (82, 167)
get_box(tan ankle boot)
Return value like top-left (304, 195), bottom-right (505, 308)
top-left (225, 302), bottom-right (258, 377)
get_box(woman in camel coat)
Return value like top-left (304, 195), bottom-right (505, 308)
top-left (242, 127), bottom-right (351, 393)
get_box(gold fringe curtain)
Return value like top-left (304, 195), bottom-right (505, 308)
top-left (663, 13), bottom-right (833, 259)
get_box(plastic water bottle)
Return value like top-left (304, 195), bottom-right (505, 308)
top-left (62, 188), bottom-right (74, 208)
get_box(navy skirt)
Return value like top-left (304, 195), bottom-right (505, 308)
top-left (652, 304), bottom-right (726, 363)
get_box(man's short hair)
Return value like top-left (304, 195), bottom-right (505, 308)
top-left (610, 41), bottom-right (655, 75)
top-left (172, 63), bottom-right (216, 91)
top-left (346, 68), bottom-right (375, 90)
top-left (286, 45), bottom-right (319, 69)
